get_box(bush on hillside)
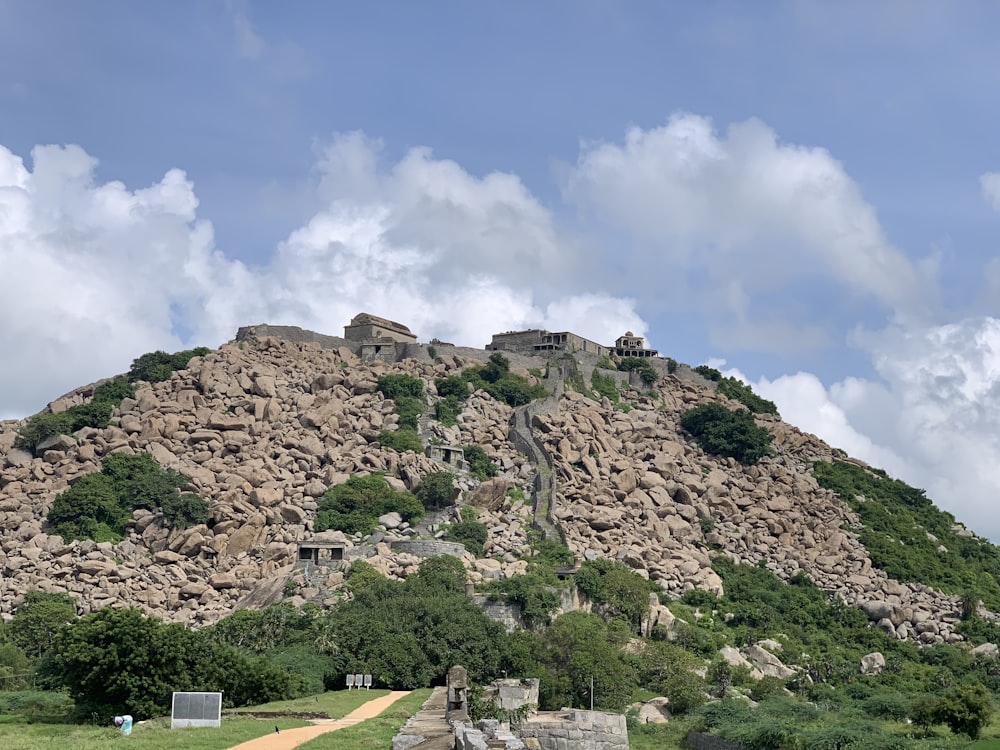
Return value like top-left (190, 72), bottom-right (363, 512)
top-left (379, 427), bottom-right (423, 453)
top-left (574, 559), bottom-right (657, 631)
top-left (415, 471), bottom-right (458, 509)
top-left (376, 374), bottom-right (425, 400)
top-left (445, 519), bottom-right (488, 556)
top-left (16, 376), bottom-right (135, 454)
top-left (617, 357), bottom-right (658, 385)
top-left (128, 347), bottom-right (210, 383)
top-left (315, 474), bottom-right (423, 535)
top-left (462, 353), bottom-right (547, 407)
top-left (484, 574), bottom-right (562, 628)
top-left (694, 365), bottom-right (722, 381)
top-left (680, 402), bottom-right (773, 464)
top-left (814, 460), bottom-right (1000, 612)
top-left (434, 395), bottom-right (462, 426)
top-left (46, 452), bottom-right (206, 541)
top-left (590, 369), bottom-right (620, 402)
top-left (377, 374), bottom-right (426, 429)
top-left (717, 376), bottom-right (779, 415)
top-left (435, 375), bottom-right (470, 400)
top-left (463, 445), bottom-right (498, 480)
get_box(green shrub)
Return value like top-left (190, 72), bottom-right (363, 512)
top-left (718, 376), bottom-right (779, 415)
top-left (680, 403), bottom-right (774, 464)
top-left (91, 377), bottom-right (136, 403)
top-left (590, 369), bottom-right (620, 402)
top-left (464, 445), bottom-right (498, 480)
top-left (595, 356), bottom-right (616, 370)
top-left (435, 375), bottom-right (470, 399)
top-left (376, 374), bottom-right (424, 400)
top-left (462, 353), bottom-right (547, 406)
top-left (434, 395), bottom-right (462, 426)
top-left (530, 539), bottom-right (574, 569)
top-left (815, 460), bottom-right (1000, 612)
top-left (574, 559), bottom-right (656, 631)
top-left (16, 376), bottom-right (135, 453)
top-left (426, 345), bottom-right (437, 360)
top-left (445, 519), bottom-right (488, 556)
top-left (695, 365), bottom-right (722, 381)
top-left (392, 395), bottom-right (424, 430)
top-left (415, 471), bottom-right (458, 509)
top-left (485, 574), bottom-right (562, 628)
top-left (46, 452), bottom-right (200, 541)
top-left (160, 493), bottom-right (209, 529)
top-left (665, 357), bottom-right (678, 374)
top-left (379, 428), bottom-right (423, 453)
top-left (128, 347), bottom-right (209, 383)
top-left (617, 357), bottom-right (658, 385)
top-left (862, 692), bottom-right (910, 721)
top-left (315, 474), bottom-right (423, 535)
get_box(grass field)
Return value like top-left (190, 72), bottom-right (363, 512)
top-left (297, 689), bottom-right (431, 749)
top-left (0, 688), bottom-right (418, 750)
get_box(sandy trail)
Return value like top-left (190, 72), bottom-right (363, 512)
top-left (225, 691), bottom-right (411, 750)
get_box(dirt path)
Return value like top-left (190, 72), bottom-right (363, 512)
top-left (226, 691), bottom-right (411, 750)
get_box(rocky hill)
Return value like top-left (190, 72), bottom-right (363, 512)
top-left (0, 327), bottom-right (978, 643)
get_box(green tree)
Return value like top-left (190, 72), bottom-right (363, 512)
top-left (128, 347), bottom-right (210, 383)
top-left (445, 519), bottom-right (488, 556)
top-left (464, 445), bottom-right (498, 480)
top-left (574, 559), bottom-right (655, 631)
top-left (9, 591), bottom-right (77, 660)
top-left (415, 471), bottom-right (458, 509)
top-left (378, 428), bottom-right (423, 453)
top-left (931, 684), bottom-right (993, 740)
top-left (329, 557), bottom-right (508, 689)
top-left (680, 403), bottom-right (774, 464)
top-left (536, 612), bottom-right (637, 711)
top-left (315, 474), bottom-right (423, 534)
top-left (376, 374), bottom-right (425, 400)
top-left (160, 493), bottom-right (209, 528)
top-left (40, 607), bottom-right (295, 721)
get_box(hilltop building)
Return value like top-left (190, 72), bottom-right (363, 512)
top-left (343, 312), bottom-right (418, 362)
top-left (614, 331), bottom-right (658, 358)
top-left (487, 329), bottom-right (610, 357)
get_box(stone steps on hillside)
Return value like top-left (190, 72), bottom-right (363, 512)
top-left (392, 686), bottom-right (453, 749)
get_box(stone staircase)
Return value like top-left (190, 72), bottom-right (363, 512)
top-left (509, 378), bottom-right (565, 545)
top-left (392, 686), bottom-right (454, 750)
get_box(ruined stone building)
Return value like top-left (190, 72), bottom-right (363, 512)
top-left (487, 329), bottom-right (610, 358)
top-left (614, 331), bottom-right (658, 358)
top-left (343, 312), bottom-right (418, 361)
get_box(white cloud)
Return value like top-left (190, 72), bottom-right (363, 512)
top-left (0, 138), bottom-right (645, 419)
top-left (564, 113), bottom-right (933, 326)
top-left (725, 316), bottom-right (1000, 541)
top-left (981, 172), bottom-right (1000, 213)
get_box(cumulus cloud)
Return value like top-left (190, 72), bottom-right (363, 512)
top-left (981, 172), bottom-right (1000, 213)
top-left (0, 138), bottom-right (645, 418)
top-left (564, 113), bottom-right (934, 337)
top-left (725, 316), bottom-right (1000, 541)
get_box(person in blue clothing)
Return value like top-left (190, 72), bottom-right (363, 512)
top-left (114, 714), bottom-right (133, 735)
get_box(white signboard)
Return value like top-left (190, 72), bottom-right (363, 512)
top-left (363, 674), bottom-right (373, 689)
top-left (171, 691), bottom-right (222, 729)
top-left (346, 674), bottom-right (356, 688)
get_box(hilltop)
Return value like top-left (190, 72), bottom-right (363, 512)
top-left (0, 320), bottom-right (993, 649)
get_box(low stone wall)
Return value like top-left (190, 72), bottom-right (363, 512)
top-left (518, 709), bottom-right (628, 750)
top-left (470, 594), bottom-right (525, 632)
top-left (235, 324), bottom-right (352, 350)
top-left (389, 539), bottom-right (467, 559)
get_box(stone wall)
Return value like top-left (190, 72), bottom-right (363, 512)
top-left (469, 594), bottom-right (525, 632)
top-left (518, 709), bottom-right (628, 750)
top-left (235, 324), bottom-right (351, 350)
top-left (389, 539), bottom-right (468, 559)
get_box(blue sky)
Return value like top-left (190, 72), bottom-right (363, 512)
top-left (3, 1), bottom-right (1000, 538)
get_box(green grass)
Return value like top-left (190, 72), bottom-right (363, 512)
top-left (0, 716), bottom-right (310, 750)
top-left (229, 689), bottom-right (390, 716)
top-left (297, 689), bottom-right (432, 749)
top-left (0, 689), bottom-right (400, 750)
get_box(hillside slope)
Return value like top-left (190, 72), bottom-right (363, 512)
top-left (0, 328), bottom-right (980, 643)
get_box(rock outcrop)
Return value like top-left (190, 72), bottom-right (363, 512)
top-left (0, 328), bottom-right (974, 643)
